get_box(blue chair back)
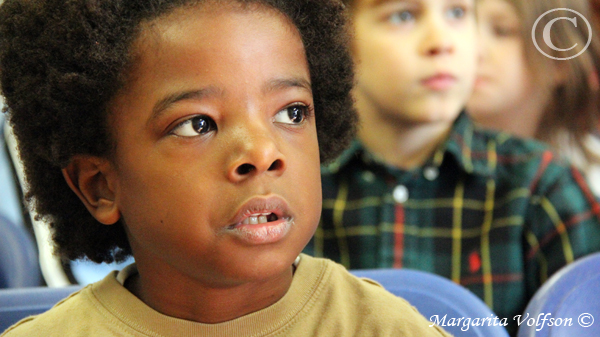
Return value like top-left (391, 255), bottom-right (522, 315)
top-left (0, 114), bottom-right (24, 227)
top-left (0, 215), bottom-right (41, 288)
top-left (517, 252), bottom-right (600, 337)
top-left (352, 268), bottom-right (509, 337)
top-left (0, 285), bottom-right (82, 332)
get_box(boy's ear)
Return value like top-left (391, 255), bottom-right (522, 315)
top-left (62, 156), bottom-right (120, 225)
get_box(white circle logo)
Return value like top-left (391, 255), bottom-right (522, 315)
top-left (532, 8), bottom-right (592, 60)
top-left (579, 313), bottom-right (594, 328)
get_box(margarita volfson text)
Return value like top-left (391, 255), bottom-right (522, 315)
top-left (428, 314), bottom-right (508, 332)
top-left (428, 313), bottom-right (594, 332)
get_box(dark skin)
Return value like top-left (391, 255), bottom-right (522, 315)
top-left (63, 3), bottom-right (322, 323)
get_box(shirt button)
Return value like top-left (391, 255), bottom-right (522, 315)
top-left (423, 166), bottom-right (439, 181)
top-left (362, 171), bottom-right (375, 183)
top-left (393, 185), bottom-right (409, 203)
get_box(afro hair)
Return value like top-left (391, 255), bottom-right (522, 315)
top-left (0, 0), bottom-right (356, 263)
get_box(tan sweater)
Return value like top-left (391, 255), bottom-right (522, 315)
top-left (2, 255), bottom-right (451, 336)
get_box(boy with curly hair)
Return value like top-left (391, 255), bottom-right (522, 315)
top-left (0, 0), bottom-right (450, 336)
top-left (305, 0), bottom-right (600, 333)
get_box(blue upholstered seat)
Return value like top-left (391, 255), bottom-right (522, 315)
top-left (0, 285), bottom-right (82, 332)
top-left (351, 268), bottom-right (510, 337)
top-left (518, 252), bottom-right (600, 337)
top-left (0, 215), bottom-right (41, 289)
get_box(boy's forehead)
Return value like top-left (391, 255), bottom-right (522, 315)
top-left (128, 2), bottom-right (304, 76)
top-left (113, 2), bottom-right (310, 111)
top-left (355, 0), bottom-right (473, 9)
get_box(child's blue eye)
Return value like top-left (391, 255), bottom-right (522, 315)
top-left (447, 6), bottom-right (466, 20)
top-left (493, 24), bottom-right (519, 37)
top-left (171, 115), bottom-right (217, 137)
top-left (389, 10), bottom-right (415, 25)
top-left (274, 104), bottom-right (308, 125)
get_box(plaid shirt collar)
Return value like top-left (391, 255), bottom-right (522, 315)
top-left (325, 112), bottom-right (495, 178)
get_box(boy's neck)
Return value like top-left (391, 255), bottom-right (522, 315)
top-left (473, 106), bottom-right (543, 140)
top-left (470, 79), bottom-right (552, 140)
top-left (357, 108), bottom-right (455, 170)
top-left (126, 260), bottom-right (294, 324)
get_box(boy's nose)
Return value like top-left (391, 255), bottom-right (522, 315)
top-left (424, 42), bottom-right (454, 56)
top-left (420, 21), bottom-right (454, 56)
top-left (226, 127), bottom-right (286, 183)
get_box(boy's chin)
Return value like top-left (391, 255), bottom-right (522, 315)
top-left (389, 104), bottom-right (464, 125)
top-left (224, 251), bottom-right (301, 283)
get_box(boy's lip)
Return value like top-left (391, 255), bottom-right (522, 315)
top-left (226, 195), bottom-right (294, 245)
top-left (421, 73), bottom-right (457, 91)
top-left (228, 195), bottom-right (292, 228)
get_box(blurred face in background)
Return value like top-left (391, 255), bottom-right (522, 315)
top-left (467, 0), bottom-right (553, 137)
top-left (351, 0), bottom-right (478, 125)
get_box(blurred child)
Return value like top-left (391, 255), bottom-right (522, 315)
top-left (0, 0), bottom-right (451, 336)
top-left (467, 0), bottom-right (600, 195)
top-left (305, 0), bottom-right (600, 333)
top-left (594, 0), bottom-right (600, 24)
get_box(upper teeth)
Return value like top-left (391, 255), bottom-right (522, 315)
top-left (242, 213), bottom-right (272, 225)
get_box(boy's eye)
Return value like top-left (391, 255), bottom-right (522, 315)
top-left (274, 104), bottom-right (308, 125)
top-left (389, 10), bottom-right (415, 25)
top-left (446, 6), bottom-right (466, 20)
top-left (171, 115), bottom-right (217, 137)
top-left (493, 24), bottom-right (519, 37)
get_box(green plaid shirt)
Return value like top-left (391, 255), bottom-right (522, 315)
top-left (305, 113), bottom-right (600, 334)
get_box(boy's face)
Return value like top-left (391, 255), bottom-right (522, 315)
top-left (351, 0), bottom-right (477, 123)
top-left (106, 5), bottom-right (321, 286)
top-left (467, 0), bottom-right (541, 119)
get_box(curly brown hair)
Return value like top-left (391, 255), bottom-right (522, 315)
top-left (506, 0), bottom-right (600, 163)
top-left (0, 0), bottom-right (356, 263)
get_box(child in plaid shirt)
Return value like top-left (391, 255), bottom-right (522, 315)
top-left (305, 0), bottom-right (600, 334)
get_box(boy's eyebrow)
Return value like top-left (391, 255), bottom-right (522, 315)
top-left (264, 78), bottom-right (312, 95)
top-left (151, 86), bottom-right (222, 121)
top-left (370, 0), bottom-right (415, 7)
top-left (150, 78), bottom-right (311, 122)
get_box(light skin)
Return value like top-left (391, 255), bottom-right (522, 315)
top-left (466, 0), bottom-right (554, 139)
top-left (62, 3), bottom-right (321, 324)
top-left (351, 0), bottom-right (478, 169)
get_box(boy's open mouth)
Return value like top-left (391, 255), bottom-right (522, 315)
top-left (226, 196), bottom-right (293, 243)
top-left (227, 195), bottom-right (292, 230)
top-left (240, 213), bottom-right (279, 225)
top-left (228, 212), bottom-right (286, 229)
